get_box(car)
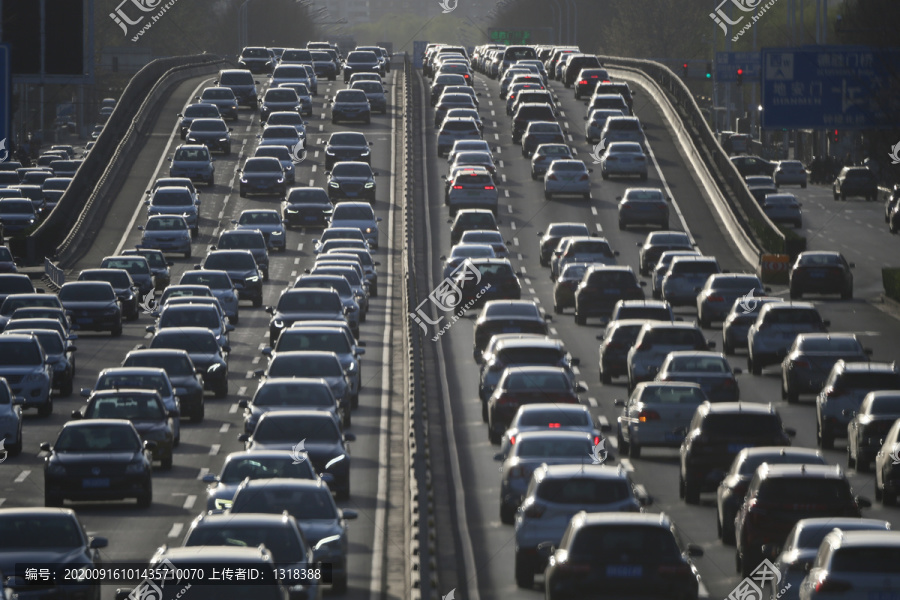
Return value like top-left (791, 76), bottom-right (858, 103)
top-left (441, 244), bottom-right (495, 281)
top-left (600, 141), bottom-right (648, 180)
top-left (679, 401), bottom-right (796, 504)
top-left (241, 376), bottom-right (342, 434)
top-left (833, 166), bottom-right (878, 201)
top-left (0, 198), bottom-right (36, 235)
top-left (257, 124), bottom-right (301, 152)
top-left (511, 102), bottom-right (557, 144)
top-left (343, 50), bottom-right (381, 81)
top-left (599, 116), bottom-right (646, 151)
top-left (472, 300), bottom-right (548, 360)
top-left (238, 46), bottom-right (273, 73)
top-left (448, 139), bottom-right (493, 164)
top-left (77, 268), bottom-right (140, 321)
top-left (514, 464), bottom-right (645, 587)
top-left (573, 67), bottom-right (612, 98)
top-left (616, 187), bottom-right (669, 230)
top-left (313, 227), bottom-right (370, 254)
top-left (716, 447), bottom-right (828, 546)
top-left (326, 161), bottom-right (380, 205)
top-left (347, 72), bottom-right (383, 86)
top-left (308, 262), bottom-right (369, 311)
top-left (259, 87), bottom-right (302, 122)
top-left (448, 148), bottom-right (495, 175)
top-left (444, 167), bottom-right (498, 215)
top-left (270, 63), bottom-right (313, 88)
top-left (277, 82), bottom-right (313, 116)
top-left (458, 229), bottom-right (509, 259)
top-left (0, 377), bottom-right (22, 455)
top-left (327, 248), bottom-right (379, 296)
top-left (328, 201), bottom-right (381, 248)
top-left (799, 530), bottom-right (900, 599)
top-left (536, 222), bottom-right (589, 267)
top-left (72, 389), bottom-right (174, 469)
top-left (173, 273), bottom-right (237, 324)
top-left (168, 144), bottom-right (214, 186)
top-left (638, 230), bottom-right (694, 275)
top-left (584, 108), bottom-right (625, 144)
top-left (722, 295), bottom-right (783, 355)
top-left (627, 322), bottom-right (714, 391)
top-left (282, 186), bottom-right (333, 229)
top-left (323, 131), bottom-right (372, 169)
top-left (789, 251), bottom-right (854, 299)
top-left (436, 117), bottom-right (482, 157)
top-left (479, 335), bottom-right (578, 408)
top-left (138, 215), bottom-right (192, 258)
top-left (330, 88), bottom-right (371, 124)
top-left (0, 292), bottom-right (61, 333)
top-left (610, 299), bottom-right (675, 323)
top-left (585, 92), bottom-right (631, 118)
top-left (747, 302), bottom-right (830, 375)
top-left (436, 62), bottom-right (474, 86)
top-left (448, 209), bottom-right (497, 246)
top-left (696, 273), bottom-right (767, 328)
top-left (350, 80), bottom-right (387, 114)
top-left (781, 333), bottom-right (871, 403)
top-left (58, 281), bottom-right (122, 336)
top-left (552, 235), bottom-right (619, 280)
top-left (11, 184), bottom-right (48, 217)
top-left (816, 360), bottom-right (900, 450)
top-left (543, 512), bottom-right (703, 600)
top-left (148, 327), bottom-right (230, 398)
top-left (498, 402), bottom-right (603, 452)
top-left (774, 159), bottom-right (808, 188)
top-left (178, 102), bottom-right (225, 139)
top-left (120, 351), bottom-right (204, 422)
top-left (731, 154), bottom-right (776, 177)
top-left (300, 63), bottom-right (319, 95)
top-left (735, 464), bottom-right (869, 577)
top-left (10, 328), bottom-right (75, 398)
top-left (232, 209), bottom-right (287, 253)
top-left (237, 410), bottom-right (355, 500)
top-left (262, 111), bottom-right (307, 143)
top-left (266, 289), bottom-right (348, 345)
top-left (520, 121), bottom-right (566, 157)
top-left (574, 265), bottom-right (645, 325)
top-left (195, 249), bottom-right (264, 307)
top-left (120, 248), bottom-right (171, 291)
top-left (486, 363), bottom-right (587, 444)
top-left (876, 417), bottom-right (900, 505)
top-left (770, 518), bottom-right (891, 599)
top-left (655, 351), bottom-right (741, 402)
top-left (615, 381), bottom-right (709, 458)
top-left (661, 255), bottom-right (722, 307)
top-left (41, 419), bottom-right (154, 507)
top-left (99, 254), bottom-right (155, 296)
top-left (41, 176), bottom-right (72, 210)
top-left (847, 391), bottom-right (900, 474)
top-left (214, 229), bottom-right (270, 281)
top-left (145, 185), bottom-right (201, 238)
top-left (543, 159), bottom-right (592, 200)
top-left (431, 73), bottom-right (469, 104)
top-left (309, 49), bottom-right (338, 80)
top-left (292, 273), bottom-right (362, 334)
top-left (552, 262), bottom-right (591, 314)
top-left (596, 319), bottom-right (650, 384)
top-left (278, 47), bottom-right (313, 65)
top-left (228, 477), bottom-right (356, 592)
top-left (185, 117), bottom-right (237, 156)
top-left (449, 257), bottom-right (521, 307)
top-left (0, 508), bottom-right (108, 600)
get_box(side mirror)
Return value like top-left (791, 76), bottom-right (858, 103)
top-left (823, 320), bottom-right (831, 327)
top-left (144, 200), bottom-right (150, 206)
top-left (575, 383), bottom-right (587, 393)
top-left (570, 357), bottom-right (581, 366)
top-left (89, 536), bottom-right (108, 549)
top-left (639, 281), bottom-right (647, 286)
top-left (343, 432), bottom-right (357, 442)
top-left (70, 410), bottom-right (83, 419)
top-left (733, 368), bottom-right (743, 375)
top-left (543, 314), bottom-right (553, 321)
top-left (265, 306), bottom-right (274, 314)
top-left (493, 452), bottom-right (504, 461)
top-left (536, 542), bottom-right (555, 560)
top-left (849, 262), bottom-right (856, 268)
top-left (237, 433), bottom-right (250, 442)
top-left (614, 399), bottom-right (626, 407)
top-left (143, 440), bottom-right (157, 451)
top-left (222, 344), bottom-right (232, 353)
top-left (856, 496), bottom-right (872, 509)
top-left (145, 325), bottom-right (155, 333)
top-left (225, 324), bottom-right (235, 332)
top-left (784, 427), bottom-right (797, 438)
top-left (253, 369), bottom-right (264, 378)
top-left (707, 341), bottom-right (716, 349)
top-left (356, 347), bottom-right (366, 356)
top-left (80, 388), bottom-right (91, 397)
top-left (238, 399), bottom-right (249, 409)
top-left (340, 509), bottom-right (358, 520)
top-left (865, 348), bottom-right (874, 356)
top-left (194, 264), bottom-right (201, 269)
top-left (137, 225), bottom-right (144, 231)
top-left (686, 544), bottom-right (704, 558)
top-left (202, 473), bottom-right (219, 484)
top-left (262, 347), bottom-right (272, 356)
top-left (588, 168), bottom-right (594, 173)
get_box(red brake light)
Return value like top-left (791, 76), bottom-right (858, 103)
top-left (815, 578), bottom-right (852, 594)
top-left (547, 174), bottom-right (558, 180)
top-left (579, 174), bottom-right (589, 181)
top-left (658, 564), bottom-right (692, 577)
top-left (708, 295), bottom-right (724, 302)
top-left (593, 435), bottom-right (601, 445)
top-left (579, 79), bottom-right (587, 85)
top-left (484, 185), bottom-right (495, 190)
top-left (638, 409), bottom-right (660, 422)
top-left (509, 435), bottom-right (516, 445)
top-left (452, 185), bottom-right (463, 189)
top-left (590, 75), bottom-right (598, 78)
top-left (548, 423), bottom-right (561, 428)
top-left (791, 359), bottom-right (811, 369)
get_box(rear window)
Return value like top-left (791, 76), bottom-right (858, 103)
top-left (764, 308), bottom-right (822, 324)
top-left (518, 408), bottom-right (589, 427)
top-left (606, 119), bottom-right (641, 131)
top-left (830, 547), bottom-right (900, 572)
top-left (517, 437), bottom-right (590, 458)
top-left (587, 271), bottom-right (636, 287)
top-left (570, 241), bottom-right (612, 255)
top-left (703, 413), bottom-right (782, 436)
top-left (443, 121), bottom-right (479, 132)
top-left (485, 304), bottom-right (537, 317)
top-left (836, 372), bottom-right (900, 390)
top-left (639, 385), bottom-right (706, 405)
top-left (671, 261), bottom-right (719, 274)
top-left (537, 478), bottom-right (631, 504)
top-left (335, 90), bottom-right (368, 102)
top-left (757, 478), bottom-right (851, 504)
top-left (570, 525), bottom-right (681, 560)
top-left (797, 337), bottom-right (861, 353)
top-left (0, 339), bottom-right (42, 365)
top-left (738, 453), bottom-right (826, 476)
top-left (505, 371), bottom-right (569, 391)
top-left (645, 328), bottom-right (704, 346)
top-left (499, 347), bottom-right (563, 364)
top-left (220, 72), bottom-right (254, 85)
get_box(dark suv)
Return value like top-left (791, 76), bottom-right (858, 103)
top-left (734, 464), bottom-right (869, 576)
top-left (833, 166), bottom-right (878, 202)
top-left (679, 401), bottom-right (796, 504)
top-left (511, 103), bottom-right (557, 144)
top-left (574, 265), bottom-right (645, 325)
top-left (215, 69), bottom-right (259, 108)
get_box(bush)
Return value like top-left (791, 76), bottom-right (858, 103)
top-left (883, 268), bottom-right (900, 302)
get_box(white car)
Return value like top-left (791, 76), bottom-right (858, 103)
top-left (543, 159), bottom-right (592, 200)
top-left (601, 141), bottom-right (648, 180)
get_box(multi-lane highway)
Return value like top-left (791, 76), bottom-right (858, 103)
top-left (416, 66), bottom-right (900, 599)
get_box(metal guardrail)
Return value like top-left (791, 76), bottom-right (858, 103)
top-left (44, 258), bottom-right (65, 289)
top-left (598, 56), bottom-right (805, 258)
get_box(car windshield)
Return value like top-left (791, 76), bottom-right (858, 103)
top-left (570, 241), bottom-right (612, 255)
top-left (738, 452), bottom-right (825, 476)
top-left (570, 525), bottom-right (681, 560)
top-left (704, 413), bottom-right (781, 436)
top-left (757, 478), bottom-right (851, 503)
top-left (146, 217), bottom-right (187, 231)
top-left (267, 114), bottom-right (303, 127)
top-left (336, 90), bottom-right (367, 102)
top-left (81, 271), bottom-right (129, 287)
top-left (277, 331), bottom-right (351, 354)
top-left (638, 385), bottom-right (707, 404)
top-left (59, 284), bottom-right (114, 302)
top-left (253, 382), bottom-right (333, 407)
top-left (242, 48), bottom-right (268, 58)
top-left (244, 159), bottom-right (282, 173)
top-left (240, 211), bottom-right (282, 225)
top-left (830, 546), bottom-right (900, 572)
top-left (265, 89), bottom-right (298, 102)
top-left (33, 331), bottom-right (64, 354)
top-left (86, 395), bottom-right (165, 420)
top-left (837, 372), bottom-right (900, 391)
top-left (0, 201), bottom-right (33, 214)
top-left (643, 328), bottom-right (703, 346)
top-left (152, 190), bottom-right (192, 206)
top-left (0, 339), bottom-right (42, 365)
top-left (764, 309), bottom-right (822, 324)
top-left (277, 291), bottom-right (341, 312)
top-left (518, 408), bottom-right (589, 427)
top-left (191, 120), bottom-right (227, 132)
top-left (261, 127), bottom-right (297, 140)
top-left (97, 373), bottom-right (169, 395)
top-left (220, 457), bottom-right (313, 484)
top-left (517, 437), bottom-right (591, 458)
top-left (205, 253), bottom-right (256, 270)
top-left (268, 355), bottom-right (342, 377)
top-left (712, 276), bottom-right (759, 290)
top-left (274, 66), bottom-right (307, 78)
top-left (442, 121), bottom-right (479, 132)
top-left (152, 332), bottom-right (219, 354)
top-left (125, 354), bottom-right (193, 376)
top-left (537, 478), bottom-right (631, 504)
top-left (174, 147), bottom-right (209, 161)
top-left (103, 258), bottom-right (150, 274)
top-left (184, 523), bottom-right (303, 559)
top-left (797, 337), bottom-right (861, 353)
top-left (187, 103), bottom-right (222, 115)
top-left (253, 415), bottom-right (340, 444)
top-left (798, 254), bottom-right (842, 266)
top-left (181, 272), bottom-right (231, 289)
top-left (0, 515), bottom-right (83, 548)
top-left (452, 245), bottom-right (494, 258)
top-left (587, 271), bottom-right (635, 287)
top-left (505, 371), bottom-right (569, 391)
top-left (219, 233), bottom-right (266, 249)
top-left (158, 308), bottom-right (220, 330)
top-left (232, 485), bottom-right (337, 520)
top-left (353, 82), bottom-right (383, 93)
top-left (668, 356), bottom-right (729, 373)
top-left (54, 424), bottom-right (140, 452)
top-left (329, 133), bottom-right (366, 146)
top-left (500, 347), bottom-right (564, 364)
top-left (332, 163), bottom-right (372, 177)
top-left (332, 206), bottom-right (374, 220)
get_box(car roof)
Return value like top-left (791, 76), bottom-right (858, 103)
top-left (537, 464), bottom-right (628, 481)
top-left (739, 446), bottom-right (822, 459)
top-left (515, 429), bottom-right (593, 443)
top-left (834, 360), bottom-right (898, 373)
top-left (154, 546), bottom-right (275, 562)
top-left (824, 530), bottom-right (900, 549)
top-left (634, 381), bottom-right (704, 392)
top-left (503, 365), bottom-right (568, 376)
top-left (496, 337), bottom-right (564, 350)
top-left (702, 401), bottom-right (775, 415)
top-left (572, 511), bottom-right (672, 528)
top-left (755, 463), bottom-right (843, 480)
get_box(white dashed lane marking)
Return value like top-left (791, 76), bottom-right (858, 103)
top-left (168, 523), bottom-right (184, 538)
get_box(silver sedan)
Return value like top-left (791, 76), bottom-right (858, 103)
top-left (543, 159), bottom-right (592, 200)
top-left (600, 141), bottom-right (648, 180)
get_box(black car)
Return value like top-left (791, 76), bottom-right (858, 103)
top-left (472, 300), bottom-right (549, 360)
top-left (178, 102), bottom-right (224, 138)
top-left (259, 87), bottom-right (301, 122)
top-left (326, 161), bottom-right (377, 203)
top-left (58, 281), bottom-right (122, 336)
top-left (0, 508), bottom-right (108, 600)
top-left (310, 50), bottom-right (338, 80)
top-left (122, 349), bottom-right (205, 421)
top-left (0, 292), bottom-right (61, 333)
top-left (731, 155), bottom-right (776, 177)
top-left (185, 118), bottom-right (232, 154)
top-left (214, 229), bottom-right (270, 281)
top-left (195, 250), bottom-right (264, 307)
top-left (148, 327), bottom-right (229, 398)
top-left (282, 186), bottom-right (333, 228)
top-left (511, 103), bottom-right (557, 144)
top-left (343, 50), bottom-right (382, 81)
top-left (574, 265), bottom-right (645, 325)
top-left (449, 209), bottom-right (498, 245)
top-left (537, 223), bottom-right (591, 266)
top-left (238, 409), bottom-right (355, 499)
top-left (194, 88), bottom-right (237, 121)
top-left (238, 46), bottom-right (273, 73)
top-left (77, 268), bottom-right (140, 321)
top-left (99, 255), bottom-right (155, 296)
top-left (0, 273), bottom-right (34, 307)
top-left (41, 419), bottom-right (154, 507)
top-left (0, 198), bottom-right (37, 235)
top-left (215, 69), bottom-right (260, 108)
top-left (789, 251), bottom-right (854, 299)
top-left (29, 328), bottom-right (76, 397)
top-left (833, 166), bottom-right (878, 201)
top-left (679, 402), bottom-right (796, 504)
top-left (238, 157), bottom-right (286, 198)
top-left (637, 230), bottom-right (694, 275)
top-left (122, 248), bottom-right (173, 290)
top-left (324, 131), bottom-right (372, 170)
top-left (266, 289), bottom-right (347, 345)
top-left (330, 88), bottom-right (371, 124)
top-left (455, 258), bottom-right (522, 309)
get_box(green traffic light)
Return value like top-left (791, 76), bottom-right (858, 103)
top-left (705, 73), bottom-right (711, 78)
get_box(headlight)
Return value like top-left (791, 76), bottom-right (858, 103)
top-left (314, 535), bottom-right (342, 555)
top-left (346, 362), bottom-right (356, 373)
top-left (361, 149), bottom-right (370, 156)
top-left (277, 177), bottom-right (284, 183)
top-left (329, 181), bottom-right (340, 188)
top-left (240, 178), bottom-right (248, 183)
top-left (246, 275), bottom-right (259, 282)
top-left (218, 138), bottom-right (228, 142)
top-left (271, 230), bottom-right (283, 236)
top-left (364, 227), bottom-right (373, 233)
top-left (326, 149), bottom-right (335, 155)
top-left (364, 182), bottom-right (374, 188)
top-left (273, 319), bottom-right (285, 328)
top-left (47, 464), bottom-right (66, 476)
top-left (214, 498), bottom-right (233, 511)
top-left (208, 363), bottom-right (222, 372)
top-left (125, 462), bottom-right (147, 474)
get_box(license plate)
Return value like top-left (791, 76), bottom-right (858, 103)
top-left (83, 478), bottom-right (110, 488)
top-left (77, 317), bottom-right (93, 324)
top-left (810, 272), bottom-right (826, 278)
top-left (606, 565), bottom-right (642, 578)
top-left (728, 443), bottom-right (751, 453)
top-left (304, 216), bottom-right (318, 221)
top-left (665, 432), bottom-right (682, 442)
top-left (502, 327), bottom-right (521, 333)
top-left (466, 191), bottom-right (480, 196)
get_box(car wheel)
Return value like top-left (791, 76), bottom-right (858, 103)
top-left (678, 473), bottom-right (685, 499)
top-left (193, 401), bottom-right (205, 423)
top-left (723, 337), bottom-right (735, 355)
top-left (574, 311), bottom-right (585, 325)
top-left (111, 322), bottom-right (123, 337)
top-left (343, 410), bottom-right (351, 428)
top-left (191, 227), bottom-right (199, 239)
top-left (544, 191), bottom-right (552, 200)
top-left (553, 302), bottom-right (562, 314)
top-left (223, 144), bottom-right (231, 156)
top-left (44, 490), bottom-right (63, 507)
top-left (231, 312), bottom-right (239, 325)
top-left (699, 312), bottom-right (711, 329)
top-left (600, 367), bottom-right (611, 384)
top-left (789, 285), bottom-right (801, 299)
top-left (60, 377), bottom-right (73, 397)
top-left (885, 487), bottom-right (898, 506)
top-left (500, 502), bottom-right (516, 525)
top-left (841, 193), bottom-right (846, 201)
top-left (8, 432), bottom-right (21, 456)
top-left (721, 510), bottom-right (736, 545)
top-left (364, 116), bottom-right (371, 124)
top-left (515, 552), bottom-right (534, 588)
top-left (801, 183), bottom-right (807, 188)
top-left (161, 455), bottom-right (173, 470)
top-left (481, 401), bottom-right (488, 423)
top-left (351, 393), bottom-right (359, 409)
top-left (857, 455), bottom-right (871, 473)
top-left (749, 355), bottom-right (761, 376)
top-left (847, 443), bottom-right (856, 469)
top-left (137, 484), bottom-right (152, 508)
top-left (639, 173), bottom-right (648, 181)
top-left (785, 380), bottom-right (799, 404)
top-left (618, 220), bottom-right (625, 230)
top-left (583, 193), bottom-right (591, 200)
top-left (820, 424), bottom-right (835, 450)
top-left (262, 269), bottom-right (269, 282)
top-left (370, 283), bottom-right (378, 297)
top-left (684, 479), bottom-right (700, 505)
top-left (601, 172), bottom-right (609, 180)
top-left (628, 440), bottom-right (641, 459)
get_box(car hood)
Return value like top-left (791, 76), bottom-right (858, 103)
top-left (249, 441), bottom-right (344, 467)
top-left (327, 145), bottom-right (368, 155)
top-left (330, 176), bottom-right (373, 185)
top-left (62, 299), bottom-right (117, 310)
top-left (187, 131), bottom-right (229, 140)
top-left (170, 376), bottom-right (203, 392)
top-left (295, 520), bottom-right (342, 546)
top-left (53, 450), bottom-right (141, 465)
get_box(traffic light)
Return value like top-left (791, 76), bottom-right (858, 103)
top-left (705, 62), bottom-right (712, 79)
top-left (833, 129), bottom-right (839, 142)
top-left (736, 68), bottom-right (743, 86)
top-left (682, 62), bottom-right (688, 78)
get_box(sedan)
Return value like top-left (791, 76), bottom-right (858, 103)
top-left (655, 351), bottom-right (741, 402)
top-left (257, 125), bottom-right (301, 151)
top-left (762, 193), bottom-right (803, 228)
top-left (259, 87), bottom-right (302, 122)
top-left (774, 160), bottom-right (808, 188)
top-left (86, 366), bottom-right (182, 441)
top-left (444, 107), bottom-right (484, 134)
top-left (323, 132), bottom-right (371, 170)
top-left (168, 144), bottom-right (214, 186)
top-left (266, 289), bottom-right (347, 344)
top-left (138, 215), bottom-right (192, 258)
top-left (696, 273), bottom-right (767, 328)
top-left (41, 419), bottom-right (154, 507)
top-left (232, 208), bottom-right (287, 252)
top-left (833, 166), bottom-right (877, 201)
top-left (615, 382), bottom-right (708, 458)
top-left (196, 249), bottom-right (264, 307)
top-left (144, 185), bottom-right (201, 237)
top-left (77, 268), bottom-right (140, 321)
top-left (848, 391), bottom-right (900, 472)
top-left (781, 333), bottom-right (870, 403)
top-left (789, 251), bottom-right (854, 299)
top-left (0, 378), bottom-right (22, 456)
top-left (349, 80), bottom-right (387, 114)
top-left (600, 141), bottom-right (648, 180)
top-left (459, 229), bottom-right (509, 259)
top-left (185, 118), bottom-right (232, 154)
top-left (148, 327), bottom-right (230, 398)
top-left (240, 377), bottom-right (341, 434)
top-left (441, 243), bottom-right (495, 280)
top-left (120, 351), bottom-right (204, 422)
top-left (553, 262), bottom-right (591, 313)
top-left (584, 108), bottom-right (625, 143)
top-left (617, 187), bottom-right (669, 230)
top-left (58, 281), bottom-right (122, 336)
top-left (537, 221), bottom-right (590, 266)
top-left (544, 159), bottom-right (592, 200)
top-left (330, 88), bottom-right (371, 124)
top-left (329, 201), bottom-right (381, 248)
top-left (283, 186), bottom-right (333, 229)
top-left (530, 143), bottom-right (574, 179)
top-left (238, 157), bottom-right (286, 198)
top-left (521, 121), bottom-right (566, 157)
top-left (326, 161), bottom-right (377, 203)
top-left (194, 88), bottom-right (238, 121)
top-left (0, 198), bottom-right (37, 235)
top-left (178, 102), bottom-right (224, 138)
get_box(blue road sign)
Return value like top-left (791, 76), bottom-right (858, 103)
top-left (716, 51), bottom-right (761, 82)
top-left (761, 46), bottom-right (900, 130)
top-left (0, 44), bottom-right (9, 162)
top-left (413, 41), bottom-right (429, 69)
